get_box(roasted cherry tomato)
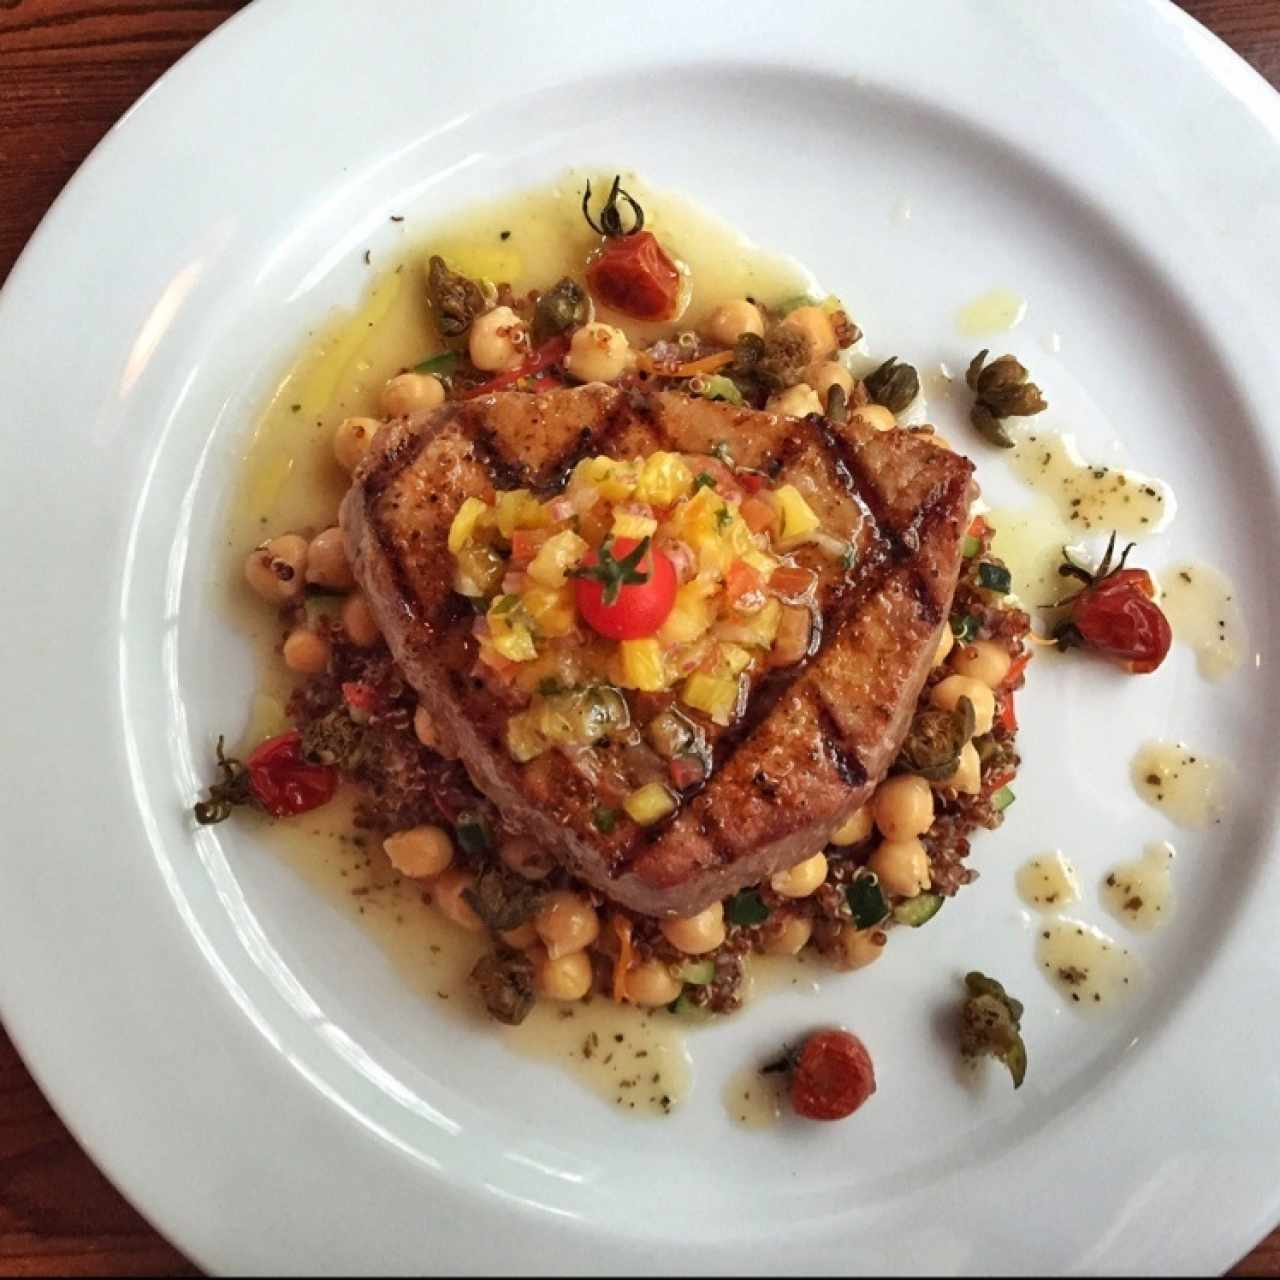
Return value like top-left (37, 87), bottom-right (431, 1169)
top-left (1057, 536), bottom-right (1172, 675)
top-left (789, 1029), bottom-right (877, 1121)
top-left (194, 730), bottom-right (338, 825)
top-left (244, 731), bottom-right (338, 817)
top-left (574, 536), bottom-right (676, 641)
top-left (581, 176), bottom-right (681, 322)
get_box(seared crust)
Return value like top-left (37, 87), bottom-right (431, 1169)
top-left (342, 386), bottom-right (975, 917)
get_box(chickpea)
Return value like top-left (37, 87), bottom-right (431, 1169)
top-left (244, 534), bottom-right (308, 605)
top-left (499, 834), bottom-right (555, 881)
top-left (282, 627), bottom-right (330, 675)
top-left (499, 921), bottom-right (539, 950)
top-left (868, 838), bottom-right (932, 898)
top-left (533, 947), bottom-right (593, 1001)
top-left (333, 416), bottom-right (380, 473)
top-left (951, 639), bottom-right (1013, 689)
top-left (704, 299), bottom-right (763, 346)
top-left (808, 361), bottom-right (853, 404)
top-left (872, 775), bottom-right (935, 842)
top-left (851, 403), bottom-right (896, 432)
top-left (762, 912), bottom-right (813, 956)
top-left (469, 305), bottom-right (527, 373)
top-left (930, 740), bottom-right (981, 796)
top-left (934, 624), bottom-right (956, 667)
top-left (770, 851), bottom-right (828, 899)
top-left (534, 890), bottom-right (599, 959)
top-left (624, 960), bottom-right (682, 1007)
top-left (565, 322), bottom-right (630, 384)
top-left (835, 924), bottom-right (887, 971)
top-left (383, 825), bottom-right (454, 879)
top-left (305, 526), bottom-right (355, 591)
top-left (431, 868), bottom-right (485, 932)
top-left (930, 674), bottom-right (996, 736)
top-left (660, 902), bottom-right (725, 956)
top-left (341, 592), bottom-right (381, 648)
top-left (830, 806), bottom-right (874, 847)
top-left (780, 305), bottom-right (837, 362)
top-left (766, 383), bottom-right (823, 418)
top-left (381, 372), bottom-right (444, 418)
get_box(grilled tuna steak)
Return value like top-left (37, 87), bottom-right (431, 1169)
top-left (341, 386), bottom-right (975, 917)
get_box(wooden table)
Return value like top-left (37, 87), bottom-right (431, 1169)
top-left (1, 1), bottom-right (1277, 1273)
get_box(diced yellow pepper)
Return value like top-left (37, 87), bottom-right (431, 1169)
top-left (522, 584), bottom-right (576, 637)
top-left (773, 484), bottom-right (821, 543)
top-left (658, 580), bottom-right (717, 646)
top-left (681, 671), bottom-right (743, 726)
top-left (623, 782), bottom-right (677, 826)
top-left (491, 622), bottom-right (537, 662)
top-left (717, 643), bottom-right (754, 677)
top-left (527, 529), bottom-right (588, 588)
top-left (570, 455), bottom-right (639, 502)
top-left (634, 451), bottom-right (695, 506)
top-left (726, 513), bottom-right (778, 577)
top-left (448, 496), bottom-right (490, 554)
top-left (716, 597), bottom-right (782, 649)
top-left (619, 637), bottom-right (667, 692)
top-left (611, 510), bottom-right (658, 541)
top-left (505, 711), bottom-right (546, 763)
top-left (494, 488), bottom-right (549, 538)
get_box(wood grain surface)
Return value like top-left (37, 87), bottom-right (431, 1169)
top-left (1, 1), bottom-right (1277, 1275)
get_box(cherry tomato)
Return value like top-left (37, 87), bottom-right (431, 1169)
top-left (574, 537), bottom-right (676, 640)
top-left (1070, 567), bottom-right (1171, 674)
top-left (585, 231), bottom-right (681, 322)
top-left (789, 1029), bottom-right (877, 1121)
top-left (245, 731), bottom-right (338, 818)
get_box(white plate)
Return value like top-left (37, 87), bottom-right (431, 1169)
top-left (2, 0), bottom-right (1279, 1273)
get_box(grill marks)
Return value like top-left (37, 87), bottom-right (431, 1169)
top-left (343, 385), bottom-right (976, 915)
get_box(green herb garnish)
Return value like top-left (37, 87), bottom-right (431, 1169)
top-left (569, 535), bottom-right (652, 606)
top-left (698, 374), bottom-right (744, 407)
top-left (693, 472), bottom-right (717, 492)
top-left (726, 889), bottom-right (770, 927)
top-left (991, 785), bottom-right (1016, 812)
top-left (537, 677), bottom-right (568, 697)
top-left (847, 874), bottom-right (890, 929)
top-left (715, 506), bottom-right (733, 531)
top-left (413, 351), bottom-right (460, 377)
top-left (592, 806), bottom-right (619, 834)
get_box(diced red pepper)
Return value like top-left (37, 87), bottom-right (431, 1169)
top-left (457, 335), bottom-right (570, 400)
top-left (996, 691), bottom-right (1017, 734)
top-left (341, 681), bottom-right (379, 713)
top-left (669, 754), bottom-right (707, 791)
top-left (770, 564), bottom-right (817, 599)
top-left (510, 528), bottom-right (550, 567)
top-left (724, 561), bottom-right (765, 610)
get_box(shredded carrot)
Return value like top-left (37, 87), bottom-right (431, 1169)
top-left (636, 349), bottom-right (735, 379)
top-left (611, 915), bottom-right (635, 1003)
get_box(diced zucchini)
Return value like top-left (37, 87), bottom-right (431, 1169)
top-left (992, 785), bottom-right (1016, 812)
top-left (977, 562), bottom-right (1012, 594)
top-left (962, 534), bottom-right (981, 558)
top-left (592, 806), bottom-right (618, 834)
top-left (448, 496), bottom-right (491, 554)
top-left (893, 892), bottom-right (944, 927)
top-left (847, 874), bottom-right (890, 929)
top-left (678, 959), bottom-right (716, 985)
top-left (698, 374), bottom-right (744, 406)
top-left (667, 993), bottom-right (713, 1020)
top-left (505, 710), bottom-right (546, 763)
top-left (725, 889), bottom-right (770, 926)
top-left (413, 351), bottom-right (459, 377)
top-left (623, 782), bottom-right (677, 826)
